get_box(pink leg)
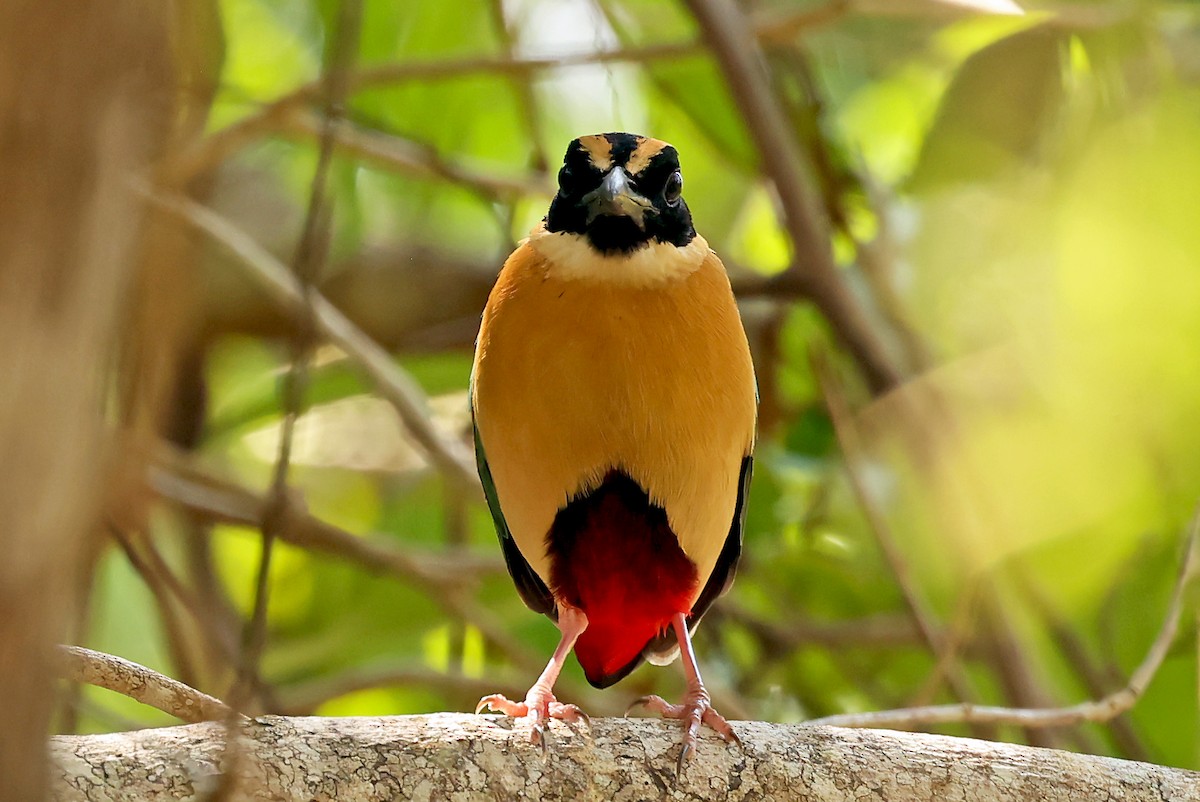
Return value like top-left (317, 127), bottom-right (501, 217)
top-left (628, 613), bottom-right (739, 774)
top-left (476, 605), bottom-right (590, 748)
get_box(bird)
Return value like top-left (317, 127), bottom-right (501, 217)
top-left (470, 132), bottom-right (757, 768)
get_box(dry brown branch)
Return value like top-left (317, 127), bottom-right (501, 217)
top-left (162, 45), bottom-right (689, 186)
top-left (148, 443), bottom-right (499, 583)
top-left (756, 1), bottom-right (852, 44)
top-left (226, 0), bottom-right (361, 719)
top-left (144, 190), bottom-right (481, 491)
top-left (213, 12), bottom-right (363, 797)
top-left (196, 239), bottom-right (824, 355)
top-left (768, 47), bottom-right (932, 376)
top-left (485, 0), bottom-right (550, 176)
top-left (108, 528), bottom-right (209, 690)
top-left (909, 582), bottom-right (981, 706)
top-left (808, 505), bottom-right (1200, 730)
top-left (274, 109), bottom-right (552, 199)
top-left (147, 443), bottom-right (557, 684)
top-left (163, 3), bottom-right (849, 187)
top-left (717, 605), bottom-right (920, 650)
top-left (814, 352), bottom-right (985, 715)
top-left (48, 714), bottom-right (1200, 801)
top-left (120, 524), bottom-right (242, 681)
top-left (54, 646), bottom-right (233, 725)
top-left (1012, 565), bottom-right (1151, 760)
top-left (685, 0), bottom-right (902, 394)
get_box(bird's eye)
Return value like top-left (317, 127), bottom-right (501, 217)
top-left (663, 171), bottom-right (683, 204)
top-left (557, 166), bottom-right (576, 192)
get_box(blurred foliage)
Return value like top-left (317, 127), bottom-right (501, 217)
top-left (67, 0), bottom-right (1200, 772)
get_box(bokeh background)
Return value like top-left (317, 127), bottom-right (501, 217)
top-left (34, 0), bottom-right (1200, 772)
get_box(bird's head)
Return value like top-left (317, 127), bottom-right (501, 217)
top-left (545, 133), bottom-right (696, 256)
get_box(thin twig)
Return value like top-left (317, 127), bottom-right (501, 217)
top-left (142, 191), bottom-right (481, 491)
top-left (814, 350), bottom-right (983, 713)
top-left (57, 533), bottom-right (106, 735)
top-left (809, 504), bottom-right (1200, 730)
top-left (214, 8), bottom-right (361, 799)
top-left (684, 0), bottom-right (902, 394)
top-left (770, 47), bottom-right (931, 376)
top-left (756, 0), bottom-right (851, 44)
top-left (109, 527), bottom-right (206, 691)
top-left (274, 109), bottom-right (551, 200)
top-left (147, 443), bottom-right (548, 680)
top-left (716, 605), bottom-right (920, 651)
top-left (162, 2), bottom-right (846, 187)
top-left (1011, 564), bottom-right (1151, 760)
top-left (227, 3), bottom-right (351, 701)
top-left (54, 646), bottom-right (233, 724)
top-left (909, 582), bottom-right (980, 706)
top-left (148, 443), bottom-right (500, 584)
top-left (485, 0), bottom-right (549, 175)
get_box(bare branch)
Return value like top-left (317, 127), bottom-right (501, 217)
top-left (1012, 564), bottom-right (1151, 760)
top-left (684, 0), bottom-right (902, 394)
top-left (814, 351), bottom-right (984, 713)
top-left (143, 190), bottom-right (481, 492)
top-left (485, 0), bottom-right (550, 176)
top-left (108, 527), bottom-right (213, 689)
top-left (48, 715), bottom-right (1200, 801)
top-left (809, 505), bottom-right (1200, 730)
top-left (54, 646), bottom-right (233, 725)
top-left (225, 0), bottom-right (363, 720)
top-left (147, 443), bottom-right (553, 682)
top-left (148, 443), bottom-right (499, 585)
top-left (274, 109), bottom-right (552, 200)
top-left (716, 604), bottom-right (921, 650)
top-left (163, 3), bottom-right (848, 187)
top-left (756, 2), bottom-right (852, 44)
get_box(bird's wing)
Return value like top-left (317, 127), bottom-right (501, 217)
top-left (470, 391), bottom-right (557, 619)
top-left (643, 452), bottom-right (753, 665)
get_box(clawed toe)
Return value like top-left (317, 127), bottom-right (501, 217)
top-left (475, 690), bottom-right (589, 747)
top-left (626, 691), bottom-right (741, 775)
top-left (624, 695), bottom-right (657, 717)
top-left (550, 702), bottom-right (592, 736)
top-left (700, 705), bottom-right (740, 745)
top-left (475, 694), bottom-right (528, 717)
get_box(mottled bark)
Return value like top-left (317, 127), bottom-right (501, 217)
top-left (50, 714), bottom-right (1199, 801)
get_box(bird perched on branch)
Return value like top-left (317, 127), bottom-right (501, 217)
top-left (470, 132), bottom-right (757, 769)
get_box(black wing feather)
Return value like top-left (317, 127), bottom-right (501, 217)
top-left (471, 408), bottom-right (557, 619)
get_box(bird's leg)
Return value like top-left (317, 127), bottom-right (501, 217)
top-left (476, 604), bottom-right (590, 747)
top-left (627, 612), bottom-right (739, 774)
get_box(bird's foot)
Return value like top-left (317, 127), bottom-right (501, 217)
top-left (476, 689), bottom-right (590, 749)
top-left (627, 688), bottom-right (740, 775)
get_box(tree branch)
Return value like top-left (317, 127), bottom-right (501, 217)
top-left (146, 442), bottom-right (558, 683)
top-left (163, 5), bottom-right (847, 187)
top-left (684, 0), bottom-right (903, 394)
top-left (48, 714), bottom-right (1200, 801)
top-left (54, 646), bottom-right (232, 725)
top-left (815, 351), bottom-right (986, 721)
top-left (274, 109), bottom-right (552, 200)
top-left (143, 190), bottom-right (481, 492)
top-left (809, 504), bottom-right (1200, 731)
top-left (147, 442), bottom-right (499, 585)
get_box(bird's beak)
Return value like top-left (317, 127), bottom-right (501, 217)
top-left (582, 167), bottom-right (652, 230)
